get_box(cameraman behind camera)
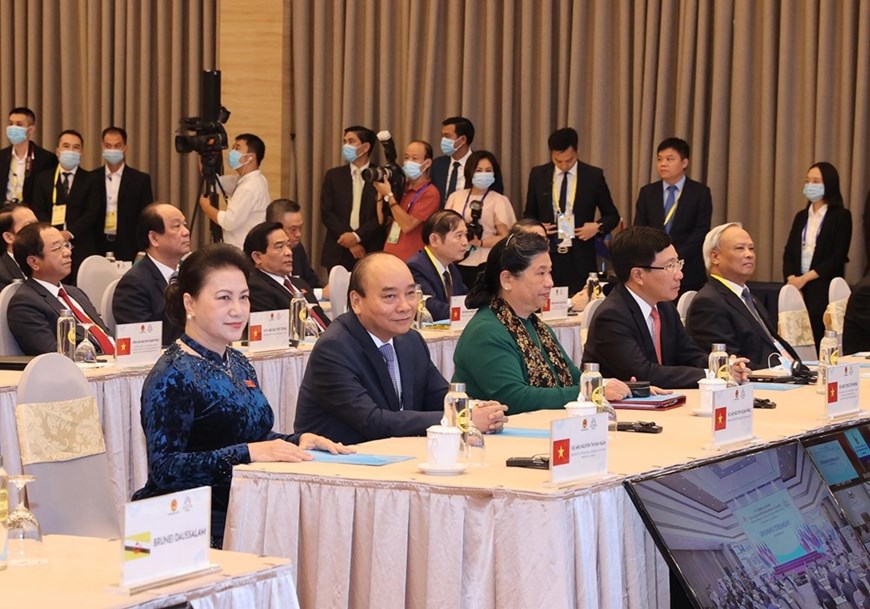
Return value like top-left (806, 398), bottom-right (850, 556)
top-left (197, 133), bottom-right (270, 249)
top-left (373, 139), bottom-right (440, 262)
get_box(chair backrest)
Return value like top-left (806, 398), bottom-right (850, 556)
top-left (100, 277), bottom-right (122, 335)
top-left (15, 353), bottom-right (121, 537)
top-left (829, 277), bottom-right (851, 303)
top-left (777, 284), bottom-right (816, 360)
top-left (328, 265), bottom-right (351, 319)
top-left (580, 297), bottom-right (605, 347)
top-left (76, 255), bottom-right (122, 306)
top-left (676, 290), bottom-right (697, 324)
top-left (0, 281), bottom-right (25, 355)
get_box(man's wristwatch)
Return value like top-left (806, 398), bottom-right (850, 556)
top-left (384, 193), bottom-right (397, 207)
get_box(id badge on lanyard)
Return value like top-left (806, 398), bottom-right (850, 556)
top-left (387, 221), bottom-right (401, 244)
top-left (557, 214), bottom-right (574, 241)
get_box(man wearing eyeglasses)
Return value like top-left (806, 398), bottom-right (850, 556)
top-left (582, 226), bottom-right (750, 389)
top-left (8, 222), bottom-right (114, 355)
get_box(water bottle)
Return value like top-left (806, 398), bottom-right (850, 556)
top-left (0, 456), bottom-right (8, 570)
top-left (105, 251), bottom-right (116, 263)
top-left (57, 307), bottom-right (76, 360)
top-left (289, 294), bottom-right (307, 343)
top-left (442, 383), bottom-right (468, 428)
top-left (414, 284), bottom-right (425, 330)
top-left (580, 362), bottom-right (617, 431)
top-left (586, 272), bottom-right (601, 300)
top-left (708, 343), bottom-right (731, 384)
top-left (817, 330), bottom-right (839, 394)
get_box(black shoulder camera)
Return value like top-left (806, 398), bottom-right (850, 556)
top-left (466, 200), bottom-right (484, 241)
top-left (361, 130), bottom-right (405, 219)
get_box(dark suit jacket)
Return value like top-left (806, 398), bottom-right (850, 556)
top-left (112, 256), bottom-right (180, 346)
top-left (430, 154), bottom-right (504, 206)
top-left (686, 279), bottom-right (798, 370)
top-left (633, 178), bottom-right (712, 292)
top-left (783, 204), bottom-right (852, 345)
top-left (406, 249), bottom-right (467, 321)
top-left (582, 283), bottom-right (707, 388)
top-left (0, 142), bottom-right (58, 205)
top-left (292, 243), bottom-right (323, 288)
top-left (8, 278), bottom-right (112, 355)
top-left (844, 274), bottom-right (870, 355)
top-left (319, 165), bottom-right (385, 270)
top-left (0, 252), bottom-right (25, 290)
top-left (31, 166), bottom-right (102, 278)
top-left (294, 311), bottom-right (448, 444)
top-left (523, 161), bottom-right (619, 293)
top-left (95, 165), bottom-right (154, 261)
top-left (247, 269), bottom-right (330, 327)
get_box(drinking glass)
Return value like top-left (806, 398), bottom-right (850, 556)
top-left (74, 323), bottom-right (98, 364)
top-left (6, 475), bottom-right (46, 566)
top-left (462, 400), bottom-right (486, 466)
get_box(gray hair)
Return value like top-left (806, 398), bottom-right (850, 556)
top-left (702, 222), bottom-right (743, 270)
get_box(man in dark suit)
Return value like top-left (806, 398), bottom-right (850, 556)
top-left (582, 227), bottom-right (749, 389)
top-left (293, 252), bottom-right (507, 444)
top-left (96, 126), bottom-right (154, 261)
top-left (844, 273), bottom-right (870, 355)
top-left (320, 126), bottom-right (385, 271)
top-left (267, 198), bottom-right (323, 290)
top-left (430, 116), bottom-right (503, 206)
top-left (9, 222), bottom-right (113, 355)
top-left (523, 127), bottom-right (620, 295)
top-left (242, 221), bottom-right (330, 330)
top-left (112, 203), bottom-right (189, 346)
top-left (633, 137), bottom-right (712, 293)
top-left (0, 202), bottom-right (37, 289)
top-left (31, 129), bottom-right (102, 282)
top-left (687, 223), bottom-right (800, 370)
top-left (406, 210), bottom-right (468, 321)
top-left (0, 106), bottom-right (58, 205)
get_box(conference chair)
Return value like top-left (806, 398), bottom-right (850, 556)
top-left (580, 297), bottom-right (605, 348)
top-left (328, 265), bottom-right (351, 319)
top-left (823, 276), bottom-right (851, 340)
top-left (777, 284), bottom-right (816, 361)
top-left (14, 353), bottom-right (121, 538)
top-left (77, 255), bottom-right (122, 307)
top-left (0, 281), bottom-right (25, 356)
top-left (676, 290), bottom-right (697, 325)
top-left (100, 277), bottom-right (122, 335)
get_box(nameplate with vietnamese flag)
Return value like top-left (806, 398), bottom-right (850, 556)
top-left (247, 309), bottom-right (289, 353)
top-left (115, 321), bottom-right (162, 368)
top-left (549, 413), bottom-right (608, 483)
top-left (449, 296), bottom-right (475, 330)
top-left (712, 385), bottom-right (754, 447)
top-left (825, 364), bottom-right (860, 418)
top-left (541, 286), bottom-right (569, 321)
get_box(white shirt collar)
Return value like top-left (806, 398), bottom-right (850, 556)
top-left (59, 166), bottom-right (79, 177)
top-left (807, 202), bottom-right (828, 220)
top-left (367, 332), bottom-right (395, 350)
top-left (147, 254), bottom-right (176, 283)
top-left (349, 161), bottom-right (370, 176)
top-left (557, 161), bottom-right (578, 179)
top-left (710, 274), bottom-right (745, 296)
top-left (625, 285), bottom-right (654, 320)
top-left (262, 269), bottom-right (291, 286)
top-left (424, 246), bottom-right (448, 275)
top-left (33, 277), bottom-right (62, 297)
top-left (451, 148), bottom-right (472, 165)
top-left (105, 162), bottom-right (126, 179)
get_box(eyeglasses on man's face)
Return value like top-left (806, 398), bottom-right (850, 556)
top-left (638, 259), bottom-right (684, 274)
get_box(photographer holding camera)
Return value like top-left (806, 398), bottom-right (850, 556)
top-left (445, 150), bottom-right (516, 288)
top-left (373, 139), bottom-right (439, 262)
top-left (197, 133), bottom-right (270, 249)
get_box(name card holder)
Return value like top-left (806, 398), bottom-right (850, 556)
top-left (548, 413), bottom-right (609, 485)
top-left (541, 287), bottom-right (569, 321)
top-left (706, 385), bottom-right (758, 451)
top-left (115, 321), bottom-right (163, 368)
top-left (449, 296), bottom-right (475, 331)
top-left (824, 364), bottom-right (863, 420)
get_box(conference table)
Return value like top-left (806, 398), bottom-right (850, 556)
top-left (0, 316), bottom-right (584, 507)
top-left (2, 534), bottom-right (299, 608)
top-left (223, 369), bottom-right (870, 609)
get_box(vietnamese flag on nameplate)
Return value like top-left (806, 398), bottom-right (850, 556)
top-left (117, 337), bottom-right (131, 355)
top-left (450, 307), bottom-right (461, 322)
top-left (552, 438), bottom-right (570, 466)
top-left (249, 325), bottom-right (262, 342)
top-left (827, 382), bottom-right (838, 404)
top-left (714, 407), bottom-right (727, 431)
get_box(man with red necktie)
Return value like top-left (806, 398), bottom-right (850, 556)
top-left (8, 222), bottom-right (114, 355)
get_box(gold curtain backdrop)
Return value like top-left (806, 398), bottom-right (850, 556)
top-left (0, 1), bottom-right (867, 280)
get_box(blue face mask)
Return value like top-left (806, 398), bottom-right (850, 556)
top-left (440, 137), bottom-right (457, 156)
top-left (342, 144), bottom-right (359, 163)
top-left (228, 149), bottom-right (248, 170)
top-left (471, 172), bottom-right (495, 190)
top-left (803, 183), bottom-right (825, 203)
top-left (403, 161), bottom-right (423, 180)
top-left (58, 151), bottom-right (81, 170)
top-left (102, 149), bottom-right (124, 165)
top-left (6, 125), bottom-right (28, 145)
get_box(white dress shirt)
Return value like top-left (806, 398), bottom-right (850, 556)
top-left (217, 169), bottom-right (271, 249)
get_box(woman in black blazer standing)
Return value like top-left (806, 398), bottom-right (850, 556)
top-left (783, 161), bottom-right (852, 348)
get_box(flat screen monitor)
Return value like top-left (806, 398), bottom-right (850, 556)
top-left (626, 440), bottom-right (870, 609)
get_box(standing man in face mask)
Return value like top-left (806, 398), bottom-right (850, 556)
top-left (373, 140), bottom-right (441, 262)
top-left (0, 107), bottom-right (58, 205)
top-left (430, 116), bottom-right (503, 207)
top-left (197, 133), bottom-right (270, 250)
top-left (97, 126), bottom-right (154, 261)
top-left (31, 129), bottom-right (101, 283)
top-left (320, 125), bottom-right (385, 271)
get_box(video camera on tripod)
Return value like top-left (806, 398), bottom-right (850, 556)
top-left (361, 130), bottom-right (405, 219)
top-left (175, 69), bottom-right (231, 242)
